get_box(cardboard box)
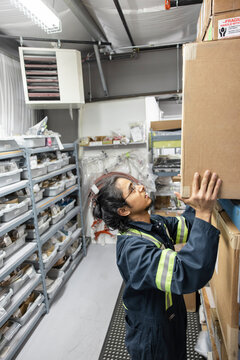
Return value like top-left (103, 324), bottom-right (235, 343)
top-left (210, 208), bottom-right (240, 359)
top-left (196, 0), bottom-right (212, 41)
top-left (154, 196), bottom-right (171, 210)
top-left (183, 292), bottom-right (197, 312)
top-left (210, 308), bottom-right (228, 360)
top-left (212, 0), bottom-right (240, 14)
top-left (181, 39), bottom-right (240, 199)
top-left (204, 10), bottom-right (240, 41)
top-left (150, 120), bottom-right (181, 131)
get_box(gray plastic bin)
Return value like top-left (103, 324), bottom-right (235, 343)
top-left (0, 169), bottom-right (22, 188)
top-left (47, 159), bottom-right (63, 173)
top-left (26, 218), bottom-right (51, 239)
top-left (4, 233), bottom-right (26, 259)
top-left (44, 182), bottom-right (64, 197)
top-left (0, 200), bottom-right (29, 222)
top-left (22, 164), bottom-right (47, 179)
top-left (50, 208), bottom-right (65, 225)
top-left (11, 291), bottom-right (44, 326)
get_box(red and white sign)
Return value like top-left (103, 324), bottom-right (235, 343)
top-left (218, 16), bottom-right (240, 39)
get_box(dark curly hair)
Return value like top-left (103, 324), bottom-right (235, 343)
top-left (92, 175), bottom-right (130, 233)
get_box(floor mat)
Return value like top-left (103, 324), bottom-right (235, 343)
top-left (99, 284), bottom-right (204, 360)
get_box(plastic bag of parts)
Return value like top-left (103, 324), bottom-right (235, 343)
top-left (194, 330), bottom-right (211, 358)
top-left (26, 116), bottom-right (48, 136)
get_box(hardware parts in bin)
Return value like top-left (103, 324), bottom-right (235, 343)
top-left (26, 211), bottom-right (51, 239)
top-left (0, 264), bottom-right (37, 296)
top-left (153, 154), bottom-right (181, 174)
top-left (17, 183), bottom-right (44, 206)
top-left (11, 290), bottom-right (44, 326)
top-left (26, 238), bottom-right (59, 270)
top-left (0, 320), bottom-right (21, 354)
top-left (0, 161), bottom-right (22, 189)
top-left (0, 225), bottom-right (28, 268)
top-left (36, 270), bottom-right (64, 300)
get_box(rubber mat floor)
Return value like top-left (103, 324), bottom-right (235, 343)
top-left (98, 285), bottom-right (204, 360)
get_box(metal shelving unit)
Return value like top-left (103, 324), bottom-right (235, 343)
top-left (0, 142), bottom-right (86, 359)
top-left (81, 142), bottom-right (147, 150)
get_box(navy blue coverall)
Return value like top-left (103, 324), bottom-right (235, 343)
top-left (116, 207), bottom-right (220, 360)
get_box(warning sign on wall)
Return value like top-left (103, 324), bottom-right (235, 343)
top-left (218, 17), bottom-right (240, 39)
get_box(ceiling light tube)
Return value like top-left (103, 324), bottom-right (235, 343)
top-left (11, 0), bottom-right (62, 34)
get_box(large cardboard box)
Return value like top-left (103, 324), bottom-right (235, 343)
top-left (212, 0), bottom-right (240, 14)
top-left (150, 120), bottom-right (181, 131)
top-left (204, 10), bottom-right (240, 41)
top-left (181, 39), bottom-right (240, 199)
top-left (210, 208), bottom-right (240, 359)
top-left (196, 0), bottom-right (212, 41)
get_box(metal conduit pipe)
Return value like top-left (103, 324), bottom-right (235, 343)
top-left (113, 0), bottom-right (135, 47)
top-left (93, 44), bottom-right (109, 97)
top-left (0, 34), bottom-right (111, 46)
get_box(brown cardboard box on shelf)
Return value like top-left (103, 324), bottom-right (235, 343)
top-left (150, 120), bottom-right (181, 131)
top-left (183, 293), bottom-right (197, 312)
top-left (204, 10), bottom-right (240, 41)
top-left (154, 196), bottom-right (171, 210)
top-left (196, 0), bottom-right (212, 41)
top-left (210, 208), bottom-right (240, 359)
top-left (210, 308), bottom-right (228, 360)
top-left (153, 209), bottom-right (184, 217)
top-left (180, 39), bottom-right (240, 199)
top-left (212, 0), bottom-right (240, 13)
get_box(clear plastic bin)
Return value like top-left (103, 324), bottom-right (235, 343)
top-left (0, 251), bottom-right (5, 269)
top-left (11, 291), bottom-right (44, 326)
top-left (0, 169), bottom-right (22, 188)
top-left (21, 164), bottom-right (47, 180)
top-left (0, 199), bottom-right (29, 222)
top-left (0, 321), bottom-right (21, 353)
top-left (44, 182), bottom-right (65, 197)
top-left (62, 157), bottom-right (70, 167)
top-left (64, 176), bottom-right (77, 189)
top-left (50, 208), bottom-right (65, 225)
top-left (4, 233), bottom-right (26, 259)
top-left (0, 288), bottom-right (13, 309)
top-left (71, 243), bottom-right (82, 260)
top-left (2, 265), bottom-right (37, 295)
top-left (53, 232), bottom-right (71, 252)
top-left (15, 136), bottom-right (45, 148)
top-left (64, 199), bottom-right (76, 214)
top-left (26, 218), bottom-right (51, 239)
top-left (47, 159), bottom-right (63, 173)
top-left (45, 270), bottom-right (64, 299)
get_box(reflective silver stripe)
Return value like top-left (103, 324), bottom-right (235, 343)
top-left (176, 216), bottom-right (188, 243)
top-left (160, 250), bottom-right (172, 290)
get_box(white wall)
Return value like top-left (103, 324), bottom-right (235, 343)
top-left (79, 97), bottom-right (146, 138)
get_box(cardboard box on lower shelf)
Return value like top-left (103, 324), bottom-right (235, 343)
top-left (210, 308), bottom-right (228, 360)
top-left (204, 10), bottom-right (240, 41)
top-left (210, 207), bottom-right (240, 359)
top-left (183, 292), bottom-right (197, 312)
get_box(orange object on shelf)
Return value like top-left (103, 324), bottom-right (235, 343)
top-left (165, 0), bottom-right (171, 10)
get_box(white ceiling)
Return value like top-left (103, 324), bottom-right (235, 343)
top-left (0, 0), bottom-right (201, 54)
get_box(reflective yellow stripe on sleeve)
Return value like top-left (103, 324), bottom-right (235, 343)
top-left (176, 216), bottom-right (188, 244)
top-left (155, 249), bottom-right (177, 292)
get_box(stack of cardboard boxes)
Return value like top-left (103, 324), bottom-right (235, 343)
top-left (180, 1), bottom-right (240, 359)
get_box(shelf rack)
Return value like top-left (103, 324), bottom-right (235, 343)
top-left (0, 141), bottom-right (86, 359)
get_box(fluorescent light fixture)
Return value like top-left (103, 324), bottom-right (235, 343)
top-left (11, 0), bottom-right (62, 34)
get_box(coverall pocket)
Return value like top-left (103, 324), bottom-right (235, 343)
top-left (125, 315), bottom-right (152, 360)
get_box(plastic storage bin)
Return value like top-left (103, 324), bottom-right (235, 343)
top-left (0, 288), bottom-right (13, 309)
top-left (0, 199), bottom-right (29, 222)
top-left (50, 208), bottom-right (65, 225)
top-left (15, 136), bottom-right (45, 148)
top-left (62, 157), bottom-right (70, 167)
top-left (47, 159), bottom-right (63, 173)
top-left (26, 218), bottom-right (51, 239)
top-left (54, 232), bottom-right (71, 251)
top-left (0, 169), bottom-right (22, 188)
top-left (0, 139), bottom-right (19, 152)
top-left (0, 251), bottom-right (5, 269)
top-left (44, 182), bottom-right (64, 197)
top-left (3, 233), bottom-right (26, 259)
top-left (22, 164), bottom-right (47, 179)
top-left (43, 270), bottom-right (64, 300)
top-left (71, 242), bottom-right (82, 260)
top-left (64, 176), bottom-right (77, 189)
top-left (0, 321), bottom-right (21, 353)
top-left (11, 291), bottom-right (44, 326)
top-left (64, 199), bottom-right (76, 214)
top-left (1, 264), bottom-right (36, 295)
